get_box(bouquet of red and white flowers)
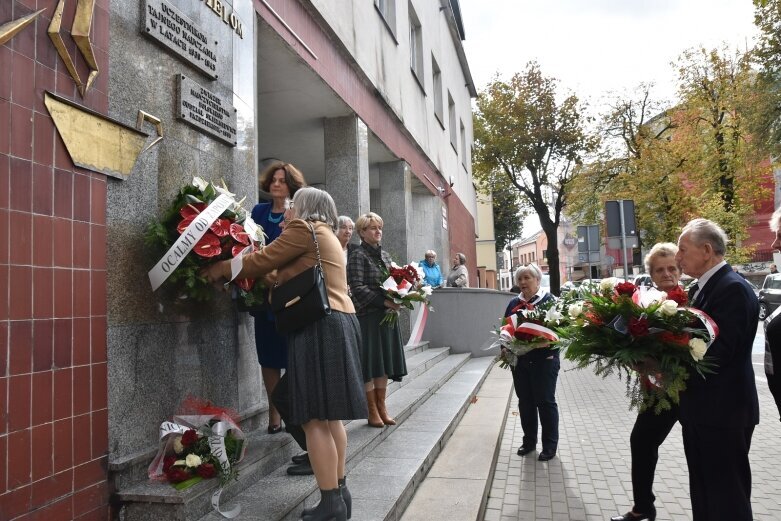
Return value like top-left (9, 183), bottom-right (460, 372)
top-left (559, 278), bottom-right (718, 413)
top-left (379, 261), bottom-right (433, 326)
top-left (149, 398), bottom-right (246, 515)
top-left (145, 177), bottom-right (265, 306)
top-left (492, 299), bottom-right (566, 369)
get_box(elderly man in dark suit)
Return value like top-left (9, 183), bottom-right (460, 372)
top-left (675, 218), bottom-right (759, 521)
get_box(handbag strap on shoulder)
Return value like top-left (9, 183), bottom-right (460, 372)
top-left (305, 221), bottom-right (326, 279)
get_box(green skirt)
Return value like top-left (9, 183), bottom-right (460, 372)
top-left (357, 309), bottom-right (408, 382)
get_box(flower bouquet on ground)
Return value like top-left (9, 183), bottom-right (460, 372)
top-left (379, 261), bottom-right (433, 327)
top-left (491, 298), bottom-right (566, 369)
top-left (559, 278), bottom-right (718, 413)
top-left (145, 177), bottom-right (266, 306)
top-left (149, 397), bottom-right (246, 515)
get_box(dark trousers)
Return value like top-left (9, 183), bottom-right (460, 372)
top-left (511, 355), bottom-right (560, 452)
top-left (768, 371), bottom-right (781, 421)
top-left (681, 423), bottom-right (754, 521)
top-left (270, 372), bottom-right (307, 452)
top-left (630, 405), bottom-right (678, 513)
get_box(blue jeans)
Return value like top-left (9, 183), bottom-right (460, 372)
top-left (512, 354), bottom-right (560, 452)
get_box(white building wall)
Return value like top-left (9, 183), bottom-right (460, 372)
top-left (308, 0), bottom-right (477, 219)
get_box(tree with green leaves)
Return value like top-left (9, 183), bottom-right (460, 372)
top-left (751, 0), bottom-right (781, 154)
top-left (473, 62), bottom-right (598, 294)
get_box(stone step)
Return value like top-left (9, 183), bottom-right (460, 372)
top-left (116, 348), bottom-right (463, 520)
top-left (195, 353), bottom-right (478, 521)
top-left (403, 340), bottom-right (430, 357)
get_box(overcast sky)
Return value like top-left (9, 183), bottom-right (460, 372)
top-left (460, 0), bottom-right (760, 235)
top-left (461, 0), bottom-right (759, 115)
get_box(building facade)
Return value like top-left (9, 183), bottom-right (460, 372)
top-left (0, 0), bottom-right (482, 518)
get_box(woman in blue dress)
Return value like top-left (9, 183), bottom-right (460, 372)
top-left (251, 162), bottom-right (306, 433)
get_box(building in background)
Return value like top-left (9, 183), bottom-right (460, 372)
top-left (475, 191), bottom-right (497, 288)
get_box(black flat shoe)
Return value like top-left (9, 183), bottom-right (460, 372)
top-left (516, 445), bottom-right (535, 456)
top-left (538, 450), bottom-right (556, 461)
top-left (286, 460), bottom-right (314, 476)
top-left (610, 510), bottom-right (655, 521)
top-left (267, 424), bottom-right (282, 434)
top-left (292, 453), bottom-right (309, 464)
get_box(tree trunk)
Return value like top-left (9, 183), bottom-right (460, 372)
top-left (541, 222), bottom-right (561, 295)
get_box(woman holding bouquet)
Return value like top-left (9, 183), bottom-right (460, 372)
top-left (204, 187), bottom-right (367, 521)
top-left (347, 212), bottom-right (408, 428)
top-left (611, 242), bottom-right (682, 521)
top-left (504, 264), bottom-right (559, 461)
top-left (251, 162), bottom-right (307, 434)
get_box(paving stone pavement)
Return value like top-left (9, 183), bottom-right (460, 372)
top-left (484, 355), bottom-right (781, 521)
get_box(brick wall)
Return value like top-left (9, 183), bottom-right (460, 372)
top-left (0, 0), bottom-right (110, 519)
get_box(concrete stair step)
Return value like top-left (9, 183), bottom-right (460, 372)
top-left (195, 353), bottom-right (479, 521)
top-left (403, 340), bottom-right (430, 357)
top-left (116, 349), bottom-right (464, 520)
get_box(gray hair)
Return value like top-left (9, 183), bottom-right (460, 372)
top-left (337, 215), bottom-right (354, 228)
top-left (425, 250), bottom-right (437, 258)
top-left (680, 218), bottom-right (728, 256)
top-left (292, 187), bottom-right (338, 231)
top-left (456, 252), bottom-right (466, 265)
top-left (770, 207), bottom-right (781, 233)
top-left (515, 263), bottom-right (542, 285)
top-left (644, 242), bottom-right (678, 272)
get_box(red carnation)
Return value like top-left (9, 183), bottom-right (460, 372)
top-left (181, 429), bottom-right (199, 447)
top-left (584, 311), bottom-right (603, 326)
top-left (659, 331), bottom-right (690, 346)
top-left (165, 467), bottom-right (191, 483)
top-left (196, 462), bottom-right (218, 479)
top-left (628, 317), bottom-right (649, 337)
top-left (666, 286), bottom-right (688, 306)
top-left (230, 223), bottom-right (250, 245)
top-left (615, 281), bottom-right (637, 297)
top-left (193, 233), bottom-right (222, 258)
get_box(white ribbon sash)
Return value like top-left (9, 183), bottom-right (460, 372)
top-left (684, 307), bottom-right (720, 347)
top-left (148, 194), bottom-right (235, 291)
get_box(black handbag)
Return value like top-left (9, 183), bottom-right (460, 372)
top-left (270, 221), bottom-right (331, 334)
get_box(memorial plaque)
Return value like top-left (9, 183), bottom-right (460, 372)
top-left (144, 0), bottom-right (218, 80)
top-left (177, 74), bottom-right (237, 146)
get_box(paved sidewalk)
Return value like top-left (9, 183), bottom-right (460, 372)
top-left (485, 355), bottom-right (781, 521)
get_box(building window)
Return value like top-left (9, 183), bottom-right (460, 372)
top-left (432, 54), bottom-right (444, 128)
top-left (408, 2), bottom-right (423, 88)
top-left (448, 91), bottom-right (457, 152)
top-left (459, 119), bottom-right (467, 168)
top-left (375, 0), bottom-right (397, 39)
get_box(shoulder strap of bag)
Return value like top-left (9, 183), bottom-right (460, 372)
top-left (306, 221), bottom-right (326, 281)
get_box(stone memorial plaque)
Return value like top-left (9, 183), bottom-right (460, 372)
top-left (144, 0), bottom-right (218, 80)
top-left (177, 74), bottom-right (237, 146)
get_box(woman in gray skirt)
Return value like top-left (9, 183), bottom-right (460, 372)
top-left (347, 212), bottom-right (408, 428)
top-left (204, 187), bottom-right (366, 521)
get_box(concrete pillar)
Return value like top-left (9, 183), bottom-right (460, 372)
top-left (378, 160), bottom-right (413, 262)
top-left (323, 116), bottom-right (370, 220)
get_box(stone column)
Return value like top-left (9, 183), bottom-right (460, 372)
top-left (378, 160), bottom-right (413, 262)
top-left (323, 116), bottom-right (370, 220)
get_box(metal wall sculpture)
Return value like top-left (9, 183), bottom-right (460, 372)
top-left (49, 0), bottom-right (99, 97)
top-left (0, 8), bottom-right (45, 46)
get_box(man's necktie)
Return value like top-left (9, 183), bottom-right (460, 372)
top-left (688, 282), bottom-right (699, 304)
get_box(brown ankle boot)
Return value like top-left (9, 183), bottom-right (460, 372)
top-left (374, 388), bottom-right (396, 425)
top-left (365, 390), bottom-right (384, 428)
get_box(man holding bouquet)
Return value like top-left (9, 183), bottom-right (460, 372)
top-left (675, 218), bottom-right (759, 521)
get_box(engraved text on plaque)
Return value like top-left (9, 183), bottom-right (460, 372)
top-left (177, 74), bottom-right (237, 146)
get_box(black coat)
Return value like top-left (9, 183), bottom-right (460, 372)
top-left (680, 264), bottom-right (759, 427)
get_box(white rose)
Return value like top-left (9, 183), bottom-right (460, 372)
top-left (568, 302), bottom-right (583, 319)
top-left (173, 436), bottom-right (184, 455)
top-left (185, 454), bottom-right (203, 468)
top-left (689, 338), bottom-right (707, 361)
top-left (657, 300), bottom-right (679, 316)
top-left (599, 278), bottom-right (617, 292)
top-left (421, 285), bottom-right (433, 296)
top-left (192, 177), bottom-right (209, 191)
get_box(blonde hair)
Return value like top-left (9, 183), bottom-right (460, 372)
top-left (644, 242), bottom-right (678, 272)
top-left (355, 212), bottom-right (384, 234)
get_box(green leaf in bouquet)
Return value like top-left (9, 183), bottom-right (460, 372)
top-left (173, 476), bottom-right (203, 490)
top-left (185, 194), bottom-right (205, 204)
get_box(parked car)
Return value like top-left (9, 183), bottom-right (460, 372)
top-left (758, 274), bottom-right (781, 320)
top-left (560, 280), bottom-right (580, 296)
top-left (633, 274), bottom-right (653, 288)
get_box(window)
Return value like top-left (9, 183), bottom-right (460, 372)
top-left (459, 119), bottom-right (467, 168)
top-left (448, 91), bottom-right (457, 152)
top-left (375, 0), bottom-right (397, 38)
top-left (432, 54), bottom-right (444, 127)
top-left (408, 2), bottom-right (423, 87)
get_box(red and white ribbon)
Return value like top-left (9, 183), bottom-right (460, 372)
top-left (684, 307), bottom-right (719, 347)
top-left (500, 314), bottom-right (559, 342)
